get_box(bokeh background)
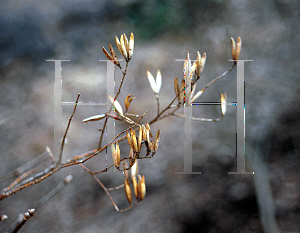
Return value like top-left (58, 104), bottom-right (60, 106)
top-left (0, 0), bottom-right (299, 232)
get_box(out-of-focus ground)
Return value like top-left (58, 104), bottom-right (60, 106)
top-left (0, 0), bottom-right (299, 232)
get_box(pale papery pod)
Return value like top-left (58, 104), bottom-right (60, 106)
top-left (191, 60), bottom-right (198, 78)
top-left (123, 33), bottom-right (129, 57)
top-left (191, 83), bottom-right (197, 100)
top-left (108, 95), bottom-right (124, 116)
top-left (220, 93), bottom-right (227, 116)
top-left (129, 32), bottom-right (134, 58)
top-left (108, 44), bottom-right (120, 66)
top-left (191, 89), bottom-right (203, 103)
top-left (138, 125), bottom-right (142, 153)
top-left (120, 34), bottom-right (128, 60)
top-left (142, 124), bottom-right (147, 141)
top-left (179, 79), bottom-right (185, 103)
top-left (199, 52), bottom-right (206, 75)
top-left (82, 114), bottom-right (106, 123)
top-left (183, 52), bottom-right (191, 81)
top-left (235, 37), bottom-right (242, 61)
top-left (124, 179), bottom-right (132, 205)
top-left (102, 47), bottom-right (113, 61)
top-left (146, 70), bottom-right (161, 94)
top-left (131, 159), bottom-right (138, 181)
top-left (138, 175), bottom-right (146, 201)
top-left (132, 176), bottom-right (139, 200)
top-left (115, 36), bottom-right (123, 56)
top-left (154, 130), bottom-right (160, 152)
top-left (130, 128), bottom-right (138, 152)
top-left (156, 70), bottom-right (162, 94)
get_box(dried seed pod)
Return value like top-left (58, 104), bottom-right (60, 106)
top-left (125, 94), bottom-right (135, 112)
top-left (102, 47), bottom-right (113, 61)
top-left (138, 125), bottom-right (143, 153)
top-left (142, 124), bottom-right (147, 141)
top-left (138, 175), bottom-right (146, 201)
top-left (123, 33), bottom-right (129, 57)
top-left (146, 123), bottom-right (153, 142)
top-left (154, 130), bottom-right (160, 152)
top-left (120, 34), bottom-right (128, 60)
top-left (128, 32), bottom-right (134, 58)
top-left (111, 142), bottom-right (120, 168)
top-left (199, 52), bottom-right (206, 76)
top-left (235, 37), bottom-right (242, 61)
top-left (146, 70), bottom-right (162, 94)
top-left (123, 160), bottom-right (129, 180)
top-left (220, 93), bottom-right (227, 116)
top-left (83, 114), bottom-right (106, 123)
top-left (131, 159), bottom-right (138, 181)
top-left (124, 179), bottom-right (132, 205)
top-left (108, 95), bottom-right (124, 116)
top-left (108, 44), bottom-right (120, 66)
top-left (127, 131), bottom-right (134, 151)
top-left (115, 36), bottom-right (123, 56)
top-left (132, 176), bottom-right (139, 200)
top-left (130, 128), bottom-right (138, 153)
top-left (174, 77), bottom-right (180, 102)
top-left (231, 37), bottom-right (242, 63)
top-left (179, 79), bottom-right (185, 104)
top-left (191, 90), bottom-right (203, 103)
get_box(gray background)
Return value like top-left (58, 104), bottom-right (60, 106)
top-left (0, 0), bottom-right (299, 232)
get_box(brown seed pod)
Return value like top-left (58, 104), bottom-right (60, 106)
top-left (130, 128), bottom-right (138, 153)
top-left (132, 176), bottom-right (139, 200)
top-left (179, 79), bottom-right (185, 104)
top-left (127, 131), bottom-right (134, 151)
top-left (111, 143), bottom-right (120, 168)
top-left (102, 47), bottom-right (113, 61)
top-left (138, 125), bottom-right (143, 153)
top-left (138, 175), bottom-right (146, 201)
top-left (108, 44), bottom-right (120, 66)
top-left (123, 160), bottom-right (129, 180)
top-left (124, 94), bottom-right (135, 112)
top-left (174, 77), bottom-right (180, 102)
top-left (235, 37), bottom-right (242, 61)
top-left (124, 179), bottom-right (132, 205)
top-left (154, 130), bottom-right (160, 152)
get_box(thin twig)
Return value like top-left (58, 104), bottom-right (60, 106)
top-left (57, 93), bottom-right (81, 167)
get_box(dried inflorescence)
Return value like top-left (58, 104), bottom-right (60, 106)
top-left (1, 32), bottom-right (242, 228)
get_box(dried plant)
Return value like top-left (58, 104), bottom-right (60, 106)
top-left (0, 32), bottom-right (242, 232)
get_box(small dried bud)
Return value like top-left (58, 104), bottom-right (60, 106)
top-left (174, 77), bottom-right (180, 103)
top-left (124, 179), bottom-right (132, 205)
top-left (0, 215), bottom-right (8, 221)
top-left (138, 175), bottom-right (146, 201)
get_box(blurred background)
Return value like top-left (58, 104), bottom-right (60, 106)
top-left (0, 0), bottom-right (299, 232)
